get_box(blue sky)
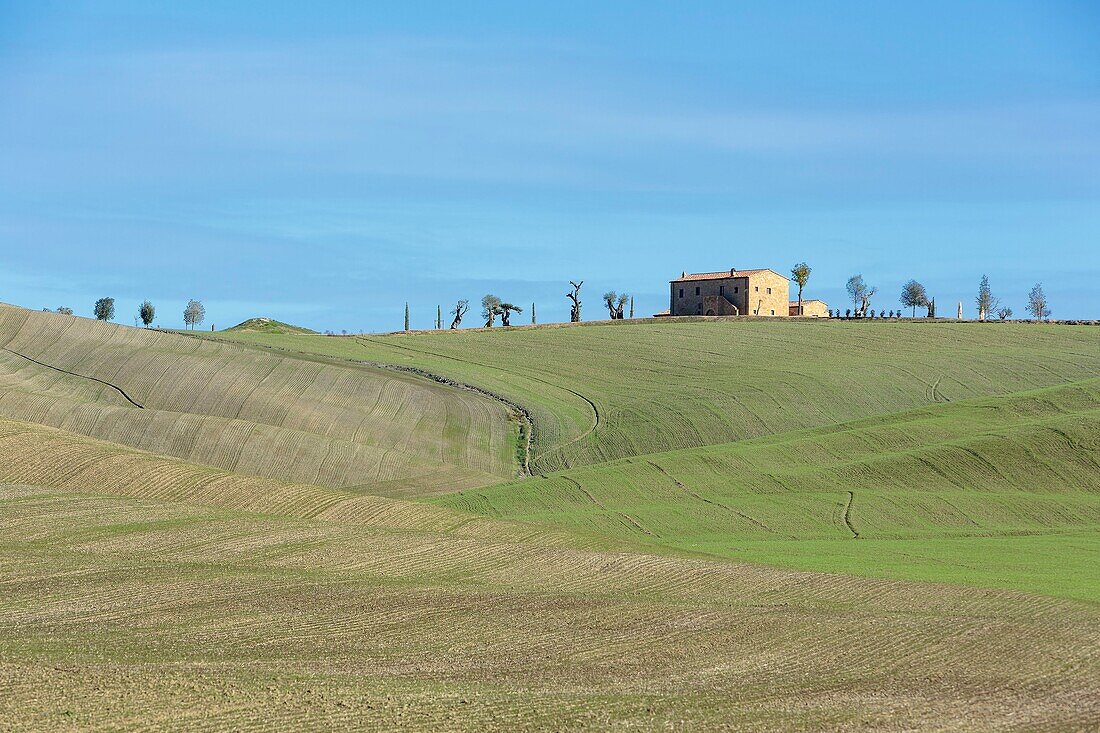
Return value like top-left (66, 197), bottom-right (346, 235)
top-left (1, 1), bottom-right (1098, 330)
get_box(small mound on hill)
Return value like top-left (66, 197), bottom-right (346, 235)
top-left (225, 317), bottom-right (317, 335)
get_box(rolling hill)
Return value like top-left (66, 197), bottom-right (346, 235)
top-left (1, 305), bottom-right (1098, 730)
top-left (0, 304), bottom-right (520, 495)
top-left (213, 318), bottom-right (1100, 472)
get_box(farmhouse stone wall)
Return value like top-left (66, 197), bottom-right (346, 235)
top-left (668, 267), bottom-right (792, 314)
top-left (671, 269), bottom-right (790, 317)
top-left (745, 271), bottom-right (790, 317)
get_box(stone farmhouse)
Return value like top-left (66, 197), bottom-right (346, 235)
top-left (661, 268), bottom-right (829, 318)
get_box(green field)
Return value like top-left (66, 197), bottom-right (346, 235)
top-left (2, 307), bottom-right (1098, 730)
top-left (210, 320), bottom-right (1100, 599)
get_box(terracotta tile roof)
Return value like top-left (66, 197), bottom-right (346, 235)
top-left (670, 268), bottom-right (779, 283)
top-left (788, 299), bottom-right (827, 305)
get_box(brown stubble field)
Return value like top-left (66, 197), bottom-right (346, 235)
top-left (3, 481), bottom-right (1098, 731)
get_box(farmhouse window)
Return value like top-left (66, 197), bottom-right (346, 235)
top-left (770, 309), bottom-right (775, 315)
top-left (767, 287), bottom-right (772, 294)
top-left (695, 287), bottom-right (700, 295)
top-left (734, 286), bottom-right (738, 293)
top-left (719, 285), bottom-right (724, 295)
top-left (679, 288), bottom-right (684, 298)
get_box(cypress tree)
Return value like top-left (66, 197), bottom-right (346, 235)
top-left (404, 302), bottom-right (410, 331)
top-left (532, 302), bottom-right (536, 324)
top-left (629, 296), bottom-right (635, 319)
top-left (436, 304), bottom-right (442, 330)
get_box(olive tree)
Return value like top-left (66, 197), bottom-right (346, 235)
top-left (481, 294), bottom-right (502, 327)
top-left (900, 280), bottom-right (928, 317)
top-left (450, 299), bottom-right (469, 329)
top-left (183, 299), bottom-right (205, 330)
top-left (93, 297), bottom-right (115, 322)
top-left (567, 281), bottom-right (583, 322)
top-left (139, 300), bottom-right (155, 327)
top-left (602, 291), bottom-right (628, 319)
top-left (1027, 283), bottom-right (1051, 321)
top-left (498, 302), bottom-right (523, 327)
top-left (846, 275), bottom-right (876, 317)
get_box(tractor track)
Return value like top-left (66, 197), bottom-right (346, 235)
top-left (646, 460), bottom-right (775, 533)
top-left (1, 347), bottom-right (145, 409)
top-left (842, 491), bottom-right (860, 538)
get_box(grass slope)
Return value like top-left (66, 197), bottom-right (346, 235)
top-left (435, 380), bottom-right (1100, 601)
top-left (213, 319), bottom-right (1100, 472)
top-left (0, 304), bottom-right (518, 494)
top-left (214, 319), bottom-right (1100, 601)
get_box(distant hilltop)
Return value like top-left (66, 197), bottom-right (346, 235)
top-left (225, 317), bottom-right (316, 335)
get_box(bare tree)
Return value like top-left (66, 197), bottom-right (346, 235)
top-left (183, 299), bottom-right (205, 330)
top-left (450, 299), bottom-right (469, 329)
top-left (976, 275), bottom-right (999, 321)
top-left (93, 297), bottom-right (115, 322)
top-left (1027, 283), bottom-right (1051, 321)
top-left (791, 262), bottom-right (811, 316)
top-left (567, 281), bottom-right (583, 322)
top-left (900, 280), bottom-right (928, 317)
top-left (481, 294), bottom-right (502, 327)
top-left (139, 300), bottom-right (155, 327)
top-left (846, 275), bottom-right (876, 317)
top-left (996, 306), bottom-right (1013, 320)
top-left (499, 302), bottom-right (523, 326)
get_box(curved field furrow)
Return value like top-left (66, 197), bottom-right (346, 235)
top-left (1, 311), bottom-right (1098, 730)
top-left (437, 379), bottom-right (1100, 600)
top-left (0, 305), bottom-right (517, 493)
top-left (219, 319), bottom-right (1100, 473)
top-left (2, 483), bottom-right (1097, 730)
